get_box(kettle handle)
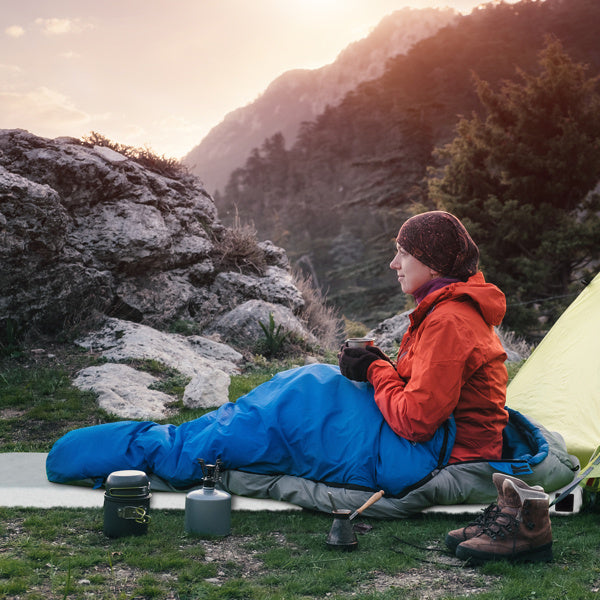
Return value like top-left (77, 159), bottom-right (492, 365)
top-left (350, 489), bottom-right (385, 519)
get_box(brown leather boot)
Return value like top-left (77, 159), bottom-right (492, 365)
top-left (455, 477), bottom-right (553, 564)
top-left (445, 473), bottom-right (543, 552)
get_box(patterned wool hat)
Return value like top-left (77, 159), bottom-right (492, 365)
top-left (396, 211), bottom-right (480, 281)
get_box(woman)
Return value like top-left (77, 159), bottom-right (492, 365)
top-left (338, 210), bottom-right (509, 462)
top-left (48, 211), bottom-right (512, 498)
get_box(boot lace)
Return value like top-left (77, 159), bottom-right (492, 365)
top-left (468, 502), bottom-right (501, 528)
top-left (481, 510), bottom-right (520, 540)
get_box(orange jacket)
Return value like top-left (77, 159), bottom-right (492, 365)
top-left (367, 272), bottom-right (509, 462)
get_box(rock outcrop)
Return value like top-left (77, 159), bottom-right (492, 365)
top-left (76, 317), bottom-right (243, 376)
top-left (0, 129), bottom-right (314, 349)
top-left (0, 129), bottom-right (339, 420)
top-left (1, 129), bottom-right (528, 421)
top-left (74, 318), bottom-right (240, 418)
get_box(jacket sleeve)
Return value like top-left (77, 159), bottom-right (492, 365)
top-left (367, 315), bottom-right (470, 442)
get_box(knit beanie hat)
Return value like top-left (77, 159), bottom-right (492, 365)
top-left (396, 211), bottom-right (480, 281)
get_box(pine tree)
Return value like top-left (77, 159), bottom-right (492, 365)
top-left (428, 37), bottom-right (600, 337)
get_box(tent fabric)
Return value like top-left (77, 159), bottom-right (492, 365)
top-left (507, 271), bottom-right (600, 467)
top-left (47, 364), bottom-right (455, 494)
top-left (47, 364), bottom-right (577, 516)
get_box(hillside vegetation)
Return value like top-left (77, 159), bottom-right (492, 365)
top-left (216, 0), bottom-right (600, 338)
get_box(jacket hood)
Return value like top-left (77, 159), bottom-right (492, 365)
top-left (415, 271), bottom-right (506, 327)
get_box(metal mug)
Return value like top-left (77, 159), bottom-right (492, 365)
top-left (346, 337), bottom-right (375, 349)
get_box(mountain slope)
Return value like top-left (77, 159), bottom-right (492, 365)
top-left (215, 0), bottom-right (600, 328)
top-left (183, 7), bottom-right (458, 193)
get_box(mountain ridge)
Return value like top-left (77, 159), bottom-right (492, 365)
top-left (183, 7), bottom-right (458, 193)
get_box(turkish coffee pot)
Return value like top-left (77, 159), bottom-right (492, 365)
top-left (326, 490), bottom-right (384, 551)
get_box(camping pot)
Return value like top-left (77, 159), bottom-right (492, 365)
top-left (103, 470), bottom-right (151, 538)
top-left (185, 460), bottom-right (231, 536)
top-left (346, 337), bottom-right (375, 349)
top-left (326, 510), bottom-right (358, 551)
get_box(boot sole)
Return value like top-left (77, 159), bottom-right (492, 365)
top-left (445, 534), bottom-right (464, 553)
top-left (456, 542), bottom-right (553, 565)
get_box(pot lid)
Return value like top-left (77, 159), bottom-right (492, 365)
top-left (105, 469), bottom-right (149, 488)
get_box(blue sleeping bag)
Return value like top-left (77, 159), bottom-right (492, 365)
top-left (47, 364), bottom-right (455, 495)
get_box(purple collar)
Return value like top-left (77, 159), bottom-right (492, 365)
top-left (413, 277), bottom-right (461, 304)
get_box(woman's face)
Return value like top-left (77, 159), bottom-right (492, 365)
top-left (390, 244), bottom-right (438, 295)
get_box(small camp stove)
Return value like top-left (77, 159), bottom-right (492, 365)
top-left (185, 459), bottom-right (231, 536)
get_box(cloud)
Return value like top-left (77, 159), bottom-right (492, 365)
top-left (35, 17), bottom-right (92, 35)
top-left (0, 86), bottom-right (90, 133)
top-left (5, 25), bottom-right (25, 38)
top-left (0, 64), bottom-right (23, 92)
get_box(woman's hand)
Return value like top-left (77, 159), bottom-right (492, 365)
top-left (338, 345), bottom-right (393, 382)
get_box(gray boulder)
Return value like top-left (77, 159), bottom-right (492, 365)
top-left (183, 370), bottom-right (231, 410)
top-left (206, 299), bottom-right (316, 350)
top-left (367, 310), bottom-right (413, 354)
top-left (76, 317), bottom-right (242, 376)
top-left (211, 267), bottom-right (304, 313)
top-left (73, 317), bottom-right (243, 418)
top-left (0, 129), bottom-right (313, 348)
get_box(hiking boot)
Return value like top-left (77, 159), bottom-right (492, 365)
top-left (455, 477), bottom-right (553, 564)
top-left (444, 473), bottom-right (543, 552)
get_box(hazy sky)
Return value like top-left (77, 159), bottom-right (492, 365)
top-left (1, 1), bottom-right (506, 159)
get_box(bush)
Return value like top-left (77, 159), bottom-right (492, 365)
top-left (80, 131), bottom-right (189, 179)
top-left (0, 319), bottom-right (22, 358)
top-left (293, 272), bottom-right (343, 351)
top-left (211, 217), bottom-right (267, 276)
top-left (342, 316), bottom-right (368, 339)
top-left (256, 313), bottom-right (290, 358)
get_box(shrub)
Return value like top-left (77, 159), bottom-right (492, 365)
top-left (80, 131), bottom-right (188, 179)
top-left (257, 313), bottom-right (290, 358)
top-left (211, 216), bottom-right (267, 276)
top-left (497, 327), bottom-right (533, 361)
top-left (342, 316), bottom-right (368, 339)
top-left (0, 319), bottom-right (22, 358)
top-left (293, 272), bottom-right (343, 351)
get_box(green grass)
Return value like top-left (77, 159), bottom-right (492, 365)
top-left (2, 343), bottom-right (600, 598)
top-left (0, 364), bottom-right (117, 452)
top-left (2, 505), bottom-right (600, 599)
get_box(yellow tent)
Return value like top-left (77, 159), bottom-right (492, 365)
top-left (507, 271), bottom-right (600, 469)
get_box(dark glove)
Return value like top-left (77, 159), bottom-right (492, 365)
top-left (338, 345), bottom-right (390, 382)
top-left (363, 345), bottom-right (393, 364)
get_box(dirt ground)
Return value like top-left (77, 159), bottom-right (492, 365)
top-left (195, 533), bottom-right (498, 598)
top-left (1, 513), bottom-right (499, 599)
